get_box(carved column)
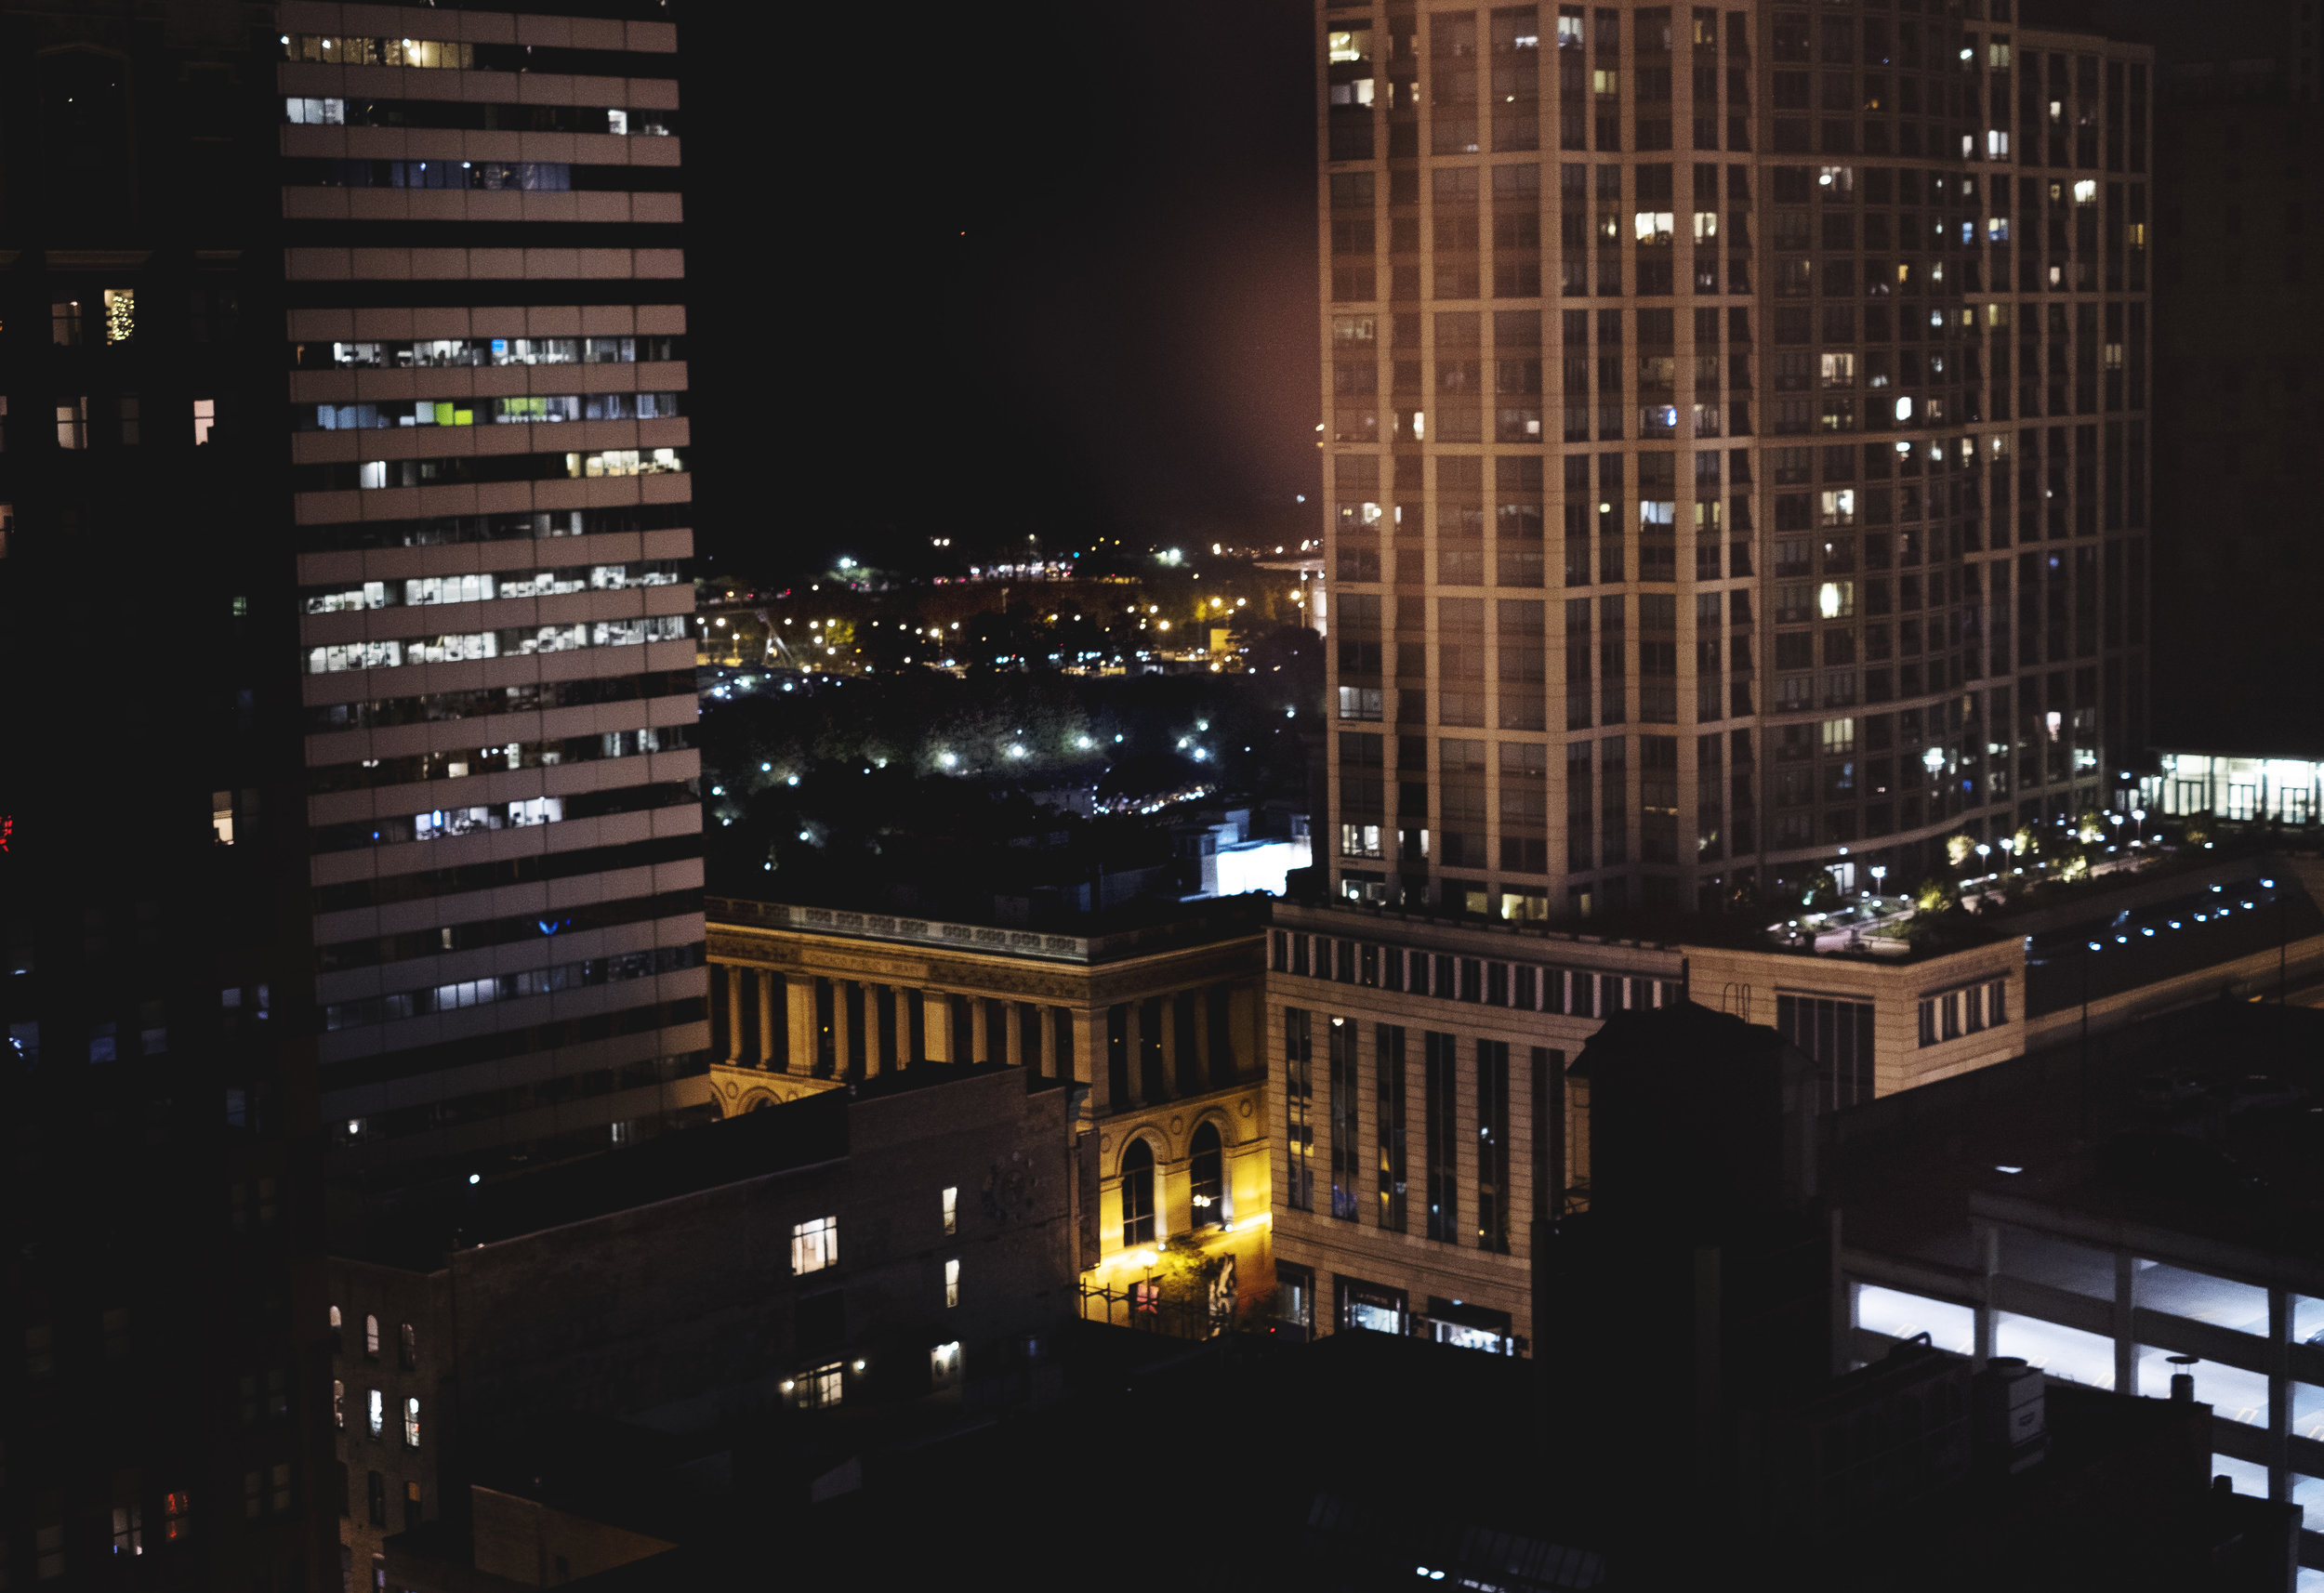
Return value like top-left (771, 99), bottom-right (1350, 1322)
top-left (756, 969), bottom-right (777, 1069)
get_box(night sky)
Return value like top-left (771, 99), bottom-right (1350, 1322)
top-left (688, 0), bottom-right (1322, 573)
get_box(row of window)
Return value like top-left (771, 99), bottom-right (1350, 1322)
top-left (789, 1191), bottom-right (963, 1276)
top-left (306, 780), bottom-right (696, 855)
top-left (1271, 926), bottom-right (1677, 1015)
top-left (310, 446), bottom-right (687, 492)
top-left (1917, 977), bottom-right (2009, 1044)
top-left (304, 615), bottom-right (688, 674)
top-left (308, 668), bottom-right (695, 732)
top-left (302, 561), bottom-right (680, 612)
top-left (46, 395), bottom-right (217, 449)
top-left (789, 1338), bottom-right (967, 1411)
top-left (328, 1307), bottom-right (417, 1366)
top-left (301, 392), bottom-right (682, 431)
top-left (297, 336), bottom-right (679, 370)
top-left (1283, 1010), bottom-right (1543, 1254)
top-left (307, 726), bottom-right (688, 795)
top-left (323, 943), bottom-right (704, 1033)
top-left (285, 97), bottom-right (671, 136)
top-left (1116, 1123), bottom-right (1232, 1247)
top-left (284, 33), bottom-right (472, 68)
top-left (330, 1383), bottom-right (422, 1449)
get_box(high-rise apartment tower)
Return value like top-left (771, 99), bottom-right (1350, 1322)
top-left (1317, 0), bottom-right (2150, 920)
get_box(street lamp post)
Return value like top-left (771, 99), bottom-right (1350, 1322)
top-left (2133, 807), bottom-right (2147, 845)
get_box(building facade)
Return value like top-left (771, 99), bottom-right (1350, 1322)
top-left (328, 1064), bottom-right (1077, 1584)
top-left (0, 7), bottom-right (340, 1589)
top-left (705, 898), bottom-right (1278, 1320)
top-left (1264, 895), bottom-right (2026, 1351)
top-left (1315, 1), bottom-right (2152, 921)
top-left (277, 2), bottom-right (711, 1193)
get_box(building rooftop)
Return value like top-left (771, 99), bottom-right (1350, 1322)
top-left (1832, 999), bottom-right (2324, 1279)
top-left (338, 1063), bottom-right (1046, 1271)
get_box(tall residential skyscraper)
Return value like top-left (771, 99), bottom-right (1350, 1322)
top-left (277, 3), bottom-right (712, 1194)
top-left (1317, 2), bottom-right (2150, 921)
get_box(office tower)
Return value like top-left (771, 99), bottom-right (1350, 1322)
top-left (0, 9), bottom-right (338, 1591)
top-left (279, 3), bottom-right (712, 1193)
top-left (1317, 1), bottom-right (2150, 920)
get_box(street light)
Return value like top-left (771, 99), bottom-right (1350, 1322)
top-left (2133, 808), bottom-right (2147, 844)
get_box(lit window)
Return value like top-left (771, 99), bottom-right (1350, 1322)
top-left (403, 1396), bottom-right (420, 1449)
top-left (790, 1216), bottom-right (839, 1276)
top-left (931, 1340), bottom-right (963, 1389)
top-left (797, 1361), bottom-right (844, 1409)
top-left (399, 1322), bottom-right (417, 1368)
top-left (55, 397), bottom-right (86, 450)
top-left (941, 1186), bottom-right (957, 1236)
top-left (363, 1313), bottom-right (380, 1359)
top-left (944, 1257), bottom-right (961, 1309)
top-left (162, 1492), bottom-right (191, 1544)
top-left (102, 288), bottom-right (135, 346)
top-left (328, 1304), bottom-right (343, 1351)
top-left (50, 299), bottom-right (80, 345)
top-left (2073, 179), bottom-right (2097, 205)
top-left (367, 1388), bottom-right (383, 1437)
top-left (332, 1379), bottom-right (344, 1429)
top-left (112, 1505), bottom-right (142, 1557)
top-left (192, 398), bottom-right (215, 446)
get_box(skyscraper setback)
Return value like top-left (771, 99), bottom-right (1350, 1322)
top-left (1318, 2), bottom-right (2150, 919)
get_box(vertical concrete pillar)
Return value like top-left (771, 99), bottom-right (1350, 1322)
top-left (922, 991), bottom-right (951, 1062)
top-left (786, 976), bottom-right (817, 1076)
top-left (724, 964), bottom-right (745, 1063)
top-left (1064, 1007), bottom-right (1097, 1089)
top-left (756, 969), bottom-right (777, 1068)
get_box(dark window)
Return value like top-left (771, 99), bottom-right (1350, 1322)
top-left (1425, 1031), bottom-right (1460, 1242)
top-left (1328, 1019), bottom-right (1361, 1219)
top-left (1377, 1024), bottom-right (1408, 1231)
top-left (1776, 992), bottom-right (1876, 1108)
top-left (1477, 1039), bottom-right (1512, 1251)
top-left (366, 1471), bottom-right (386, 1529)
top-left (1120, 1139), bottom-right (1156, 1246)
top-left (1284, 1009), bottom-right (1314, 1210)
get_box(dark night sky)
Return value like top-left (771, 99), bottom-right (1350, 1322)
top-left (687, 0), bottom-right (1322, 573)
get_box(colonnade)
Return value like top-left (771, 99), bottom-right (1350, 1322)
top-left (709, 961), bottom-right (1257, 1113)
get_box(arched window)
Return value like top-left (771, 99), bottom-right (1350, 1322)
top-left (1120, 1139), bottom-right (1155, 1248)
top-left (1190, 1122), bottom-right (1229, 1227)
top-left (327, 1305), bottom-right (343, 1354)
top-left (364, 1314), bottom-right (380, 1360)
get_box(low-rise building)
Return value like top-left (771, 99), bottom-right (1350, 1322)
top-left (1834, 1000), bottom-right (2324, 1581)
top-left (1264, 852), bottom-right (2324, 1359)
top-left (704, 896), bottom-right (1276, 1323)
top-left (326, 1062), bottom-right (1074, 1580)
